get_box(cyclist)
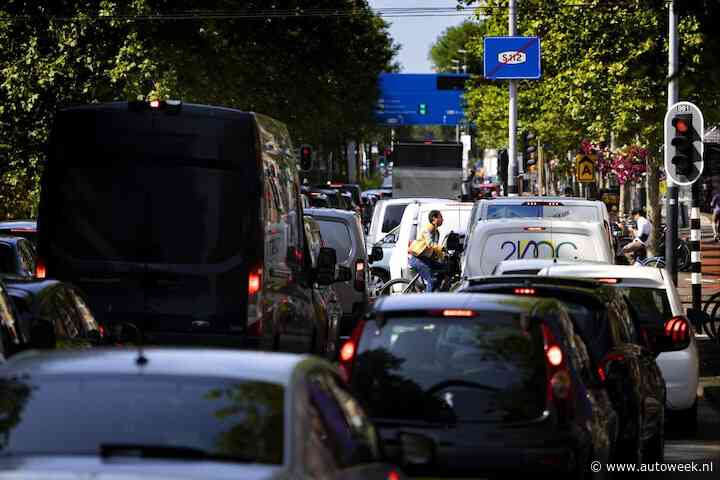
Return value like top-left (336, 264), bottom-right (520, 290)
top-left (622, 208), bottom-right (653, 264)
top-left (711, 190), bottom-right (720, 242)
top-left (408, 210), bottom-right (446, 292)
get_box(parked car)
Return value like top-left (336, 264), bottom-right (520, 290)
top-left (2, 277), bottom-right (106, 350)
top-left (456, 275), bottom-right (685, 464)
top-left (0, 235), bottom-right (37, 278)
top-left (0, 220), bottom-right (37, 245)
top-left (38, 101), bottom-right (331, 351)
top-left (341, 293), bottom-right (619, 477)
top-left (389, 201), bottom-right (473, 280)
top-left (0, 349), bottom-right (406, 480)
top-left (461, 218), bottom-right (614, 278)
top-left (464, 197), bottom-right (613, 256)
top-left (366, 197), bottom-right (450, 249)
top-left (305, 208), bottom-right (379, 343)
top-left (304, 215), bottom-right (345, 358)
top-left (537, 263), bottom-right (701, 429)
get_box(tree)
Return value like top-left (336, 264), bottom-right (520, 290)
top-left (428, 20), bottom-right (486, 73)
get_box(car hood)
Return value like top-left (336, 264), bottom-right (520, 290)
top-left (0, 456), bottom-right (286, 480)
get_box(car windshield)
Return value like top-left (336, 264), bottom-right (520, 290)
top-left (0, 375), bottom-right (284, 464)
top-left (620, 287), bottom-right (673, 326)
top-left (351, 314), bottom-right (547, 424)
top-left (486, 204), bottom-right (601, 222)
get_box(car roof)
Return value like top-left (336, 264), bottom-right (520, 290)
top-left (372, 292), bottom-right (551, 314)
top-left (538, 263), bottom-right (667, 288)
top-left (462, 275), bottom-right (615, 305)
top-left (304, 208), bottom-right (358, 221)
top-left (377, 197), bottom-right (451, 207)
top-left (0, 236), bottom-right (23, 246)
top-left (0, 220), bottom-right (36, 229)
top-left (480, 196), bottom-right (604, 205)
top-left (497, 259), bottom-right (609, 269)
top-left (475, 217), bottom-right (603, 228)
top-left (2, 348), bottom-right (320, 386)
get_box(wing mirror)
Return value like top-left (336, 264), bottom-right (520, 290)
top-left (316, 247), bottom-right (337, 286)
top-left (369, 245), bottom-right (384, 263)
top-left (445, 232), bottom-right (462, 252)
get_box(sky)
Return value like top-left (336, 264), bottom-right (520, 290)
top-left (367, 1), bottom-right (476, 73)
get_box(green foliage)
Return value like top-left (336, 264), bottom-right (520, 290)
top-left (0, 1), bottom-right (398, 218)
top-left (428, 20), bottom-right (486, 73)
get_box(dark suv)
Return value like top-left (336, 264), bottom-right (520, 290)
top-left (455, 276), bottom-right (687, 465)
top-left (340, 293), bottom-right (619, 477)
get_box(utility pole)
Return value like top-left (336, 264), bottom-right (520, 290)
top-left (538, 141), bottom-right (544, 196)
top-left (507, 0), bottom-right (518, 196)
top-left (666, 0), bottom-right (679, 285)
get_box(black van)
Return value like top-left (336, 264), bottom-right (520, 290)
top-left (37, 100), bottom-right (334, 351)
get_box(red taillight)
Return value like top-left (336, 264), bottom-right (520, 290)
top-left (387, 471), bottom-right (401, 480)
top-left (354, 260), bottom-right (366, 292)
top-left (10, 227), bottom-right (35, 233)
top-left (98, 325), bottom-right (106, 338)
top-left (150, 100), bottom-right (161, 108)
top-left (541, 324), bottom-right (573, 411)
top-left (35, 258), bottom-right (46, 279)
top-left (442, 309), bottom-right (474, 317)
top-left (665, 316), bottom-right (689, 344)
top-left (514, 287), bottom-right (536, 295)
top-left (248, 267), bottom-right (262, 296)
top-left (339, 319), bottom-right (366, 383)
top-left (595, 278), bottom-right (620, 284)
top-left (524, 227), bottom-right (546, 232)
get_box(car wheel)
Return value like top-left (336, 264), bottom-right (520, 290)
top-left (670, 401), bottom-right (698, 433)
top-left (368, 268), bottom-right (389, 297)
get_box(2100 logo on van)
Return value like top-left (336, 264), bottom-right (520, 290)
top-left (498, 51), bottom-right (527, 65)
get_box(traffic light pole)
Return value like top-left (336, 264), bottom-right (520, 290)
top-left (691, 182), bottom-right (702, 311)
top-left (507, 0), bottom-right (518, 196)
top-left (666, 0), bottom-right (679, 286)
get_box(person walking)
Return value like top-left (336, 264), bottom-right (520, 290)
top-left (408, 210), bottom-right (446, 292)
top-left (711, 190), bottom-right (720, 241)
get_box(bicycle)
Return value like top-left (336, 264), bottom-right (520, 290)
top-left (378, 232), bottom-right (462, 296)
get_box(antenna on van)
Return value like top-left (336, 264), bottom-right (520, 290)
top-left (118, 322), bottom-right (148, 366)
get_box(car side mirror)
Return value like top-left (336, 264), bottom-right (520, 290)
top-left (336, 265), bottom-right (352, 283)
top-left (445, 232), bottom-right (462, 253)
top-left (316, 247), bottom-right (337, 286)
top-left (382, 233), bottom-right (397, 244)
top-left (369, 245), bottom-right (384, 263)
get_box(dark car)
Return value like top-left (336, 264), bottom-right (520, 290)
top-left (0, 235), bottom-right (37, 278)
top-left (0, 220), bottom-right (37, 245)
top-left (38, 101), bottom-right (334, 351)
top-left (340, 293), bottom-right (619, 477)
top-left (456, 276), bottom-right (684, 465)
top-left (2, 277), bottom-right (105, 350)
top-left (0, 349), bottom-right (406, 480)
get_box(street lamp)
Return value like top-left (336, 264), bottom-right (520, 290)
top-left (451, 58), bottom-right (461, 74)
top-left (457, 49), bottom-right (468, 73)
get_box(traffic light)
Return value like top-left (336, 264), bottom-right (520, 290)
top-left (299, 144), bottom-right (313, 171)
top-left (522, 131), bottom-right (536, 169)
top-left (417, 103), bottom-right (428, 115)
top-left (670, 114), bottom-right (695, 177)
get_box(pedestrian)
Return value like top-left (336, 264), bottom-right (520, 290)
top-left (408, 210), bottom-right (446, 292)
top-left (622, 208), bottom-right (653, 264)
top-left (711, 190), bottom-right (720, 241)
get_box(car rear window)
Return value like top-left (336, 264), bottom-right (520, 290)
top-left (381, 204), bottom-right (408, 233)
top-left (315, 219), bottom-right (353, 263)
top-left (351, 314), bottom-right (547, 424)
top-left (621, 287), bottom-right (673, 326)
top-left (486, 204), bottom-right (600, 222)
top-left (0, 375), bottom-right (284, 464)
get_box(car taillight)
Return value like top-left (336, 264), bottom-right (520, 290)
top-left (665, 316), bottom-right (689, 344)
top-left (514, 287), bottom-right (536, 295)
top-left (541, 324), bottom-right (573, 418)
top-left (354, 260), bottom-right (366, 291)
top-left (248, 267), bottom-right (262, 296)
top-left (35, 257), bottom-right (47, 279)
top-left (246, 266), bottom-right (264, 335)
top-left (339, 319), bottom-right (366, 383)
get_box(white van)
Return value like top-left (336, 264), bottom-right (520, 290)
top-left (389, 201), bottom-right (473, 280)
top-left (461, 219), bottom-right (614, 278)
top-left (366, 197), bottom-right (451, 248)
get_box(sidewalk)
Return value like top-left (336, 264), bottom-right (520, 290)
top-left (677, 215), bottom-right (720, 306)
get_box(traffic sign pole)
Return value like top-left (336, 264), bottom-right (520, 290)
top-left (507, 0), bottom-right (518, 196)
top-left (666, 0), bottom-right (679, 286)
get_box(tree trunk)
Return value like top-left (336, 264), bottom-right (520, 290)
top-left (619, 182), bottom-right (631, 216)
top-left (645, 157), bottom-right (662, 256)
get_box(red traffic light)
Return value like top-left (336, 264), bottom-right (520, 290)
top-left (672, 118), bottom-right (689, 133)
top-left (302, 147), bottom-right (311, 156)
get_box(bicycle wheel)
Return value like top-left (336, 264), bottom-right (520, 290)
top-left (378, 278), bottom-right (424, 296)
top-left (641, 257), bottom-right (665, 268)
top-left (677, 241), bottom-right (691, 272)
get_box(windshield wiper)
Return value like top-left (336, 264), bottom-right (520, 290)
top-left (99, 444), bottom-right (251, 463)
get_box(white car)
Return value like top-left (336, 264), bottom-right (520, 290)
top-left (537, 263), bottom-right (701, 426)
top-left (389, 201), bottom-right (473, 280)
top-left (491, 258), bottom-right (609, 275)
top-left (366, 197), bottom-right (451, 248)
top-left (461, 218), bottom-right (615, 278)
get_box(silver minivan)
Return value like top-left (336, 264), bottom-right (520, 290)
top-left (305, 208), bottom-right (381, 341)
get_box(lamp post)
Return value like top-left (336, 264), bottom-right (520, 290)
top-left (457, 48), bottom-right (468, 73)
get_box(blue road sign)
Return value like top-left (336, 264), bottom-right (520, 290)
top-left (375, 73), bottom-right (468, 126)
top-left (483, 36), bottom-right (541, 80)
